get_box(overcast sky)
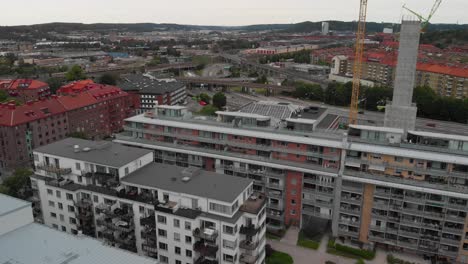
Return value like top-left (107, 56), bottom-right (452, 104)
top-left (1, 0), bottom-right (466, 26)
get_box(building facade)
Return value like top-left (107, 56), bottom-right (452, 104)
top-left (114, 105), bottom-right (468, 263)
top-left (31, 138), bottom-right (266, 264)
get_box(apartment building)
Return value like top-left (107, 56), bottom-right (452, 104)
top-left (0, 193), bottom-right (158, 264)
top-left (0, 85), bottom-right (138, 171)
top-left (114, 105), bottom-right (468, 263)
top-left (119, 75), bottom-right (187, 114)
top-left (31, 138), bottom-right (266, 264)
top-left (0, 79), bottom-right (51, 102)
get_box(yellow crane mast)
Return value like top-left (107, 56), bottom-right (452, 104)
top-left (348, 0), bottom-right (368, 125)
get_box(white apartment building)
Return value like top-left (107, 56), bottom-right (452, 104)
top-left (31, 138), bottom-right (266, 264)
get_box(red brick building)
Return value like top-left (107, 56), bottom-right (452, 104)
top-left (0, 79), bottom-right (51, 102)
top-left (0, 84), bottom-right (138, 171)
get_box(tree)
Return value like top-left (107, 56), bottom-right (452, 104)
top-left (65, 65), bottom-right (87, 81)
top-left (198, 105), bottom-right (218, 116)
top-left (0, 168), bottom-right (33, 199)
top-left (213, 92), bottom-right (227, 109)
top-left (98, 73), bottom-right (118, 85)
top-left (293, 82), bottom-right (323, 101)
top-left (0, 90), bottom-right (8, 102)
top-left (255, 75), bottom-right (267, 84)
top-left (199, 93), bottom-right (211, 104)
top-left (46, 77), bottom-right (65, 94)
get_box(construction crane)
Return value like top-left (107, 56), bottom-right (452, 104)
top-left (403, 0), bottom-right (442, 30)
top-left (348, 0), bottom-right (368, 125)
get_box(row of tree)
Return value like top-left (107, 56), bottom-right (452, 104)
top-left (259, 49), bottom-right (312, 64)
top-left (291, 82), bottom-right (468, 124)
top-left (0, 168), bottom-right (33, 199)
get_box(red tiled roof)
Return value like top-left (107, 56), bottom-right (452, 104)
top-left (0, 85), bottom-right (129, 126)
top-left (416, 64), bottom-right (468, 78)
top-left (3, 79), bottom-right (49, 90)
top-left (57, 79), bottom-right (95, 94)
top-left (0, 99), bottom-right (66, 126)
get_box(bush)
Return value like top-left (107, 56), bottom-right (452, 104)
top-left (297, 230), bottom-right (320, 250)
top-left (355, 259), bottom-right (365, 264)
top-left (199, 93), bottom-right (211, 104)
top-left (334, 243), bottom-right (375, 260)
top-left (198, 105), bottom-right (218, 116)
top-left (265, 244), bottom-right (274, 257)
top-left (212, 92), bottom-right (227, 109)
top-left (266, 251), bottom-right (293, 264)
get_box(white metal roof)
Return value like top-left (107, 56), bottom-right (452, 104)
top-left (408, 130), bottom-right (468, 142)
top-left (0, 194), bottom-right (30, 217)
top-left (0, 223), bottom-right (158, 264)
top-left (125, 115), bottom-right (343, 148)
top-left (216, 111), bottom-right (271, 121)
top-left (286, 118), bottom-right (317, 125)
top-left (349, 124), bottom-right (404, 134)
top-left (155, 105), bottom-right (187, 110)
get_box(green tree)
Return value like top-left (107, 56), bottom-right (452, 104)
top-left (199, 93), bottom-right (211, 104)
top-left (255, 75), bottom-right (267, 84)
top-left (198, 105), bottom-right (218, 116)
top-left (0, 168), bottom-right (33, 199)
top-left (46, 77), bottom-right (65, 94)
top-left (98, 73), bottom-right (118, 85)
top-left (293, 82), bottom-right (323, 101)
top-left (65, 65), bottom-right (87, 81)
top-left (0, 90), bottom-right (8, 102)
top-left (213, 92), bottom-right (227, 109)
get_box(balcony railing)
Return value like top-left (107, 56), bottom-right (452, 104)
top-left (240, 253), bottom-right (259, 264)
top-left (194, 241), bottom-right (219, 258)
top-left (142, 243), bottom-right (158, 253)
top-left (240, 225), bottom-right (260, 236)
top-left (194, 256), bottom-right (219, 264)
top-left (140, 214), bottom-right (156, 227)
top-left (240, 240), bottom-right (259, 251)
top-left (193, 228), bottom-right (218, 241)
top-left (36, 163), bottom-right (72, 176)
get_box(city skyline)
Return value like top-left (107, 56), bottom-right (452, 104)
top-left (1, 0), bottom-right (467, 26)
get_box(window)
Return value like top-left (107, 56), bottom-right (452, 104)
top-left (223, 225), bottom-right (234, 235)
top-left (48, 200), bottom-right (55, 207)
top-left (56, 190), bottom-right (61, 198)
top-left (34, 154), bottom-right (39, 161)
top-left (291, 189), bottom-right (297, 195)
top-left (174, 232), bottom-right (181, 242)
top-left (68, 205), bottom-right (75, 212)
top-left (185, 235), bottom-right (192, 244)
top-left (159, 242), bottom-right (168, 251)
top-left (69, 217), bottom-right (76, 224)
top-left (76, 163), bottom-right (81, 170)
top-left (61, 226), bottom-right (67, 232)
top-left (291, 209), bottom-right (296, 215)
top-left (175, 261), bottom-right (181, 264)
top-left (159, 255), bottom-right (168, 263)
top-left (47, 189), bottom-right (53, 195)
top-left (291, 178), bottom-right (297, 185)
top-left (291, 199), bottom-right (296, 205)
top-left (223, 239), bottom-right (236, 249)
top-left (209, 202), bottom-right (231, 214)
top-left (66, 193), bottom-right (73, 201)
top-left (158, 229), bottom-right (167, 237)
top-left (223, 254), bottom-right (234, 263)
top-left (59, 214), bottom-right (64, 221)
top-left (52, 224), bottom-right (59, 229)
top-left (185, 249), bottom-right (192, 257)
top-left (184, 221), bottom-right (191, 230)
top-left (58, 203), bottom-right (63, 210)
top-left (124, 167), bottom-right (129, 175)
top-left (93, 195), bottom-right (98, 203)
top-left (175, 246), bottom-right (181, 255)
top-left (157, 215), bottom-right (167, 224)
top-left (77, 176), bottom-right (82, 183)
top-left (173, 219), bottom-right (180, 228)
top-left (50, 212), bottom-right (57, 218)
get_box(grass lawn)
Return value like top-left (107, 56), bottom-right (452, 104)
top-left (297, 231), bottom-right (320, 250)
top-left (266, 232), bottom-right (281, 240)
top-left (266, 251), bottom-right (293, 264)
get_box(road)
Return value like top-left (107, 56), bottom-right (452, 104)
top-left (202, 63), bottom-right (232, 78)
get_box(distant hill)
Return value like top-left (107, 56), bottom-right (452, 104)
top-left (0, 21), bottom-right (467, 40)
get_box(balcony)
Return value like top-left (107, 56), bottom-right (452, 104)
top-left (240, 225), bottom-right (261, 236)
top-left (440, 237), bottom-right (461, 246)
top-left (193, 228), bottom-right (218, 241)
top-left (438, 248), bottom-right (458, 258)
top-left (194, 241), bottom-right (219, 258)
top-left (141, 228), bottom-right (156, 239)
top-left (267, 202), bottom-right (283, 211)
top-left (142, 243), bottom-right (158, 254)
top-left (75, 198), bottom-right (93, 209)
top-left (240, 253), bottom-right (259, 264)
top-left (36, 163), bottom-right (72, 176)
top-left (139, 214), bottom-right (156, 227)
top-left (194, 256), bottom-right (219, 264)
top-left (240, 193), bottom-right (266, 214)
top-left (240, 240), bottom-right (259, 251)
top-left (266, 181), bottom-right (283, 190)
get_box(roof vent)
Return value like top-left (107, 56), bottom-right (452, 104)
top-left (181, 176), bottom-right (191, 182)
top-left (74, 145), bottom-right (80, 152)
top-left (82, 147), bottom-right (91, 152)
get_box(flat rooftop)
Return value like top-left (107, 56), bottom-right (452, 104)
top-left (0, 193), bottom-right (30, 217)
top-left (0, 223), bottom-right (157, 264)
top-left (119, 74), bottom-right (185, 94)
top-left (33, 138), bottom-right (153, 168)
top-left (121, 163), bottom-right (252, 203)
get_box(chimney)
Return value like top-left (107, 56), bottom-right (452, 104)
top-left (7, 103), bottom-right (15, 110)
top-left (74, 145), bottom-right (80, 153)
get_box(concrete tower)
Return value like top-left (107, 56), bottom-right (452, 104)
top-left (322, 22), bottom-right (330, 35)
top-left (384, 20), bottom-right (421, 131)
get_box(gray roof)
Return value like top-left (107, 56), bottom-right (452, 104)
top-left (119, 74), bottom-right (185, 95)
top-left (0, 193), bottom-right (31, 217)
top-left (33, 138), bottom-right (153, 168)
top-left (121, 163), bottom-right (252, 203)
top-left (0, 223), bottom-right (157, 264)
